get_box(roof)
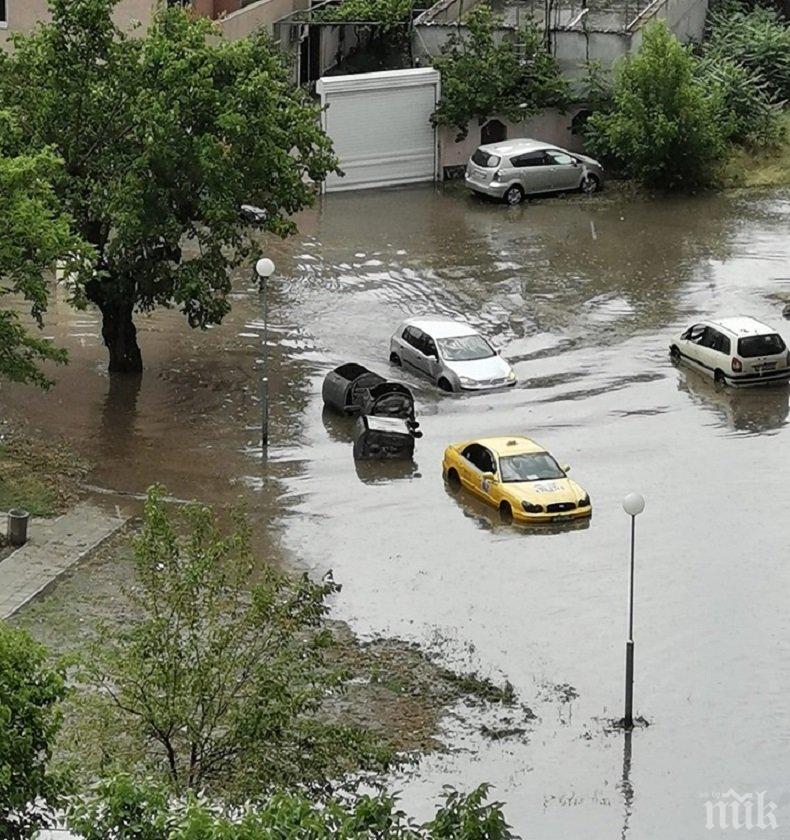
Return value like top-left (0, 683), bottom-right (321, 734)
top-left (478, 138), bottom-right (557, 156)
top-left (469, 436), bottom-right (546, 456)
top-left (707, 317), bottom-right (778, 337)
top-left (402, 316), bottom-right (478, 338)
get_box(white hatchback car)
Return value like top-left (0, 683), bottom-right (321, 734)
top-left (389, 317), bottom-right (517, 392)
top-left (670, 317), bottom-right (790, 387)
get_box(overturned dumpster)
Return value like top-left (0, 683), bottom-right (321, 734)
top-left (322, 363), bottom-right (420, 460)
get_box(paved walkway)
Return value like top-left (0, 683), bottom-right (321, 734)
top-left (0, 502), bottom-right (126, 620)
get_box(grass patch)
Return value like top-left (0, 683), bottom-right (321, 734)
top-left (721, 110), bottom-right (790, 189)
top-left (0, 430), bottom-right (88, 517)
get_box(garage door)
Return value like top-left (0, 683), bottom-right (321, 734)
top-left (317, 68), bottom-right (440, 193)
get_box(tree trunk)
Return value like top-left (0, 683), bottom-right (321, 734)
top-left (100, 301), bottom-right (143, 373)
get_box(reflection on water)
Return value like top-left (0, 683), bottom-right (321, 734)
top-left (354, 458), bottom-right (421, 485)
top-left (674, 365), bottom-right (789, 434)
top-left (619, 730), bottom-right (634, 840)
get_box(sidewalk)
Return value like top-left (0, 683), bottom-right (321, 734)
top-left (0, 502), bottom-right (127, 620)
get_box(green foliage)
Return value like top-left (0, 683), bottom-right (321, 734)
top-left (585, 22), bottom-right (725, 189)
top-left (577, 60), bottom-right (612, 107)
top-left (0, 114), bottom-right (88, 388)
top-left (432, 6), bottom-right (570, 139)
top-left (704, 5), bottom-right (790, 101)
top-left (0, 0), bottom-right (338, 373)
top-left (314, 0), bottom-right (415, 30)
top-left (0, 622), bottom-right (69, 838)
top-left (68, 775), bottom-right (518, 839)
top-left (73, 487), bottom-right (394, 801)
top-left (697, 54), bottom-right (782, 145)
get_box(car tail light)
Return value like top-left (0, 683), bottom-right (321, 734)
top-left (731, 357), bottom-right (742, 372)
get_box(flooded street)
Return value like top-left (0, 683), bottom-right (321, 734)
top-left (3, 183), bottom-right (790, 838)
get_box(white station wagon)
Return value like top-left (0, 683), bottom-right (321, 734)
top-left (389, 317), bottom-right (517, 392)
top-left (670, 317), bottom-right (790, 387)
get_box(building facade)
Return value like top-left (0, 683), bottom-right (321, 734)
top-left (0, 0), bottom-right (289, 47)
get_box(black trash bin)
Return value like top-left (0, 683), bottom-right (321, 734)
top-left (322, 363), bottom-right (386, 415)
top-left (352, 415), bottom-right (416, 460)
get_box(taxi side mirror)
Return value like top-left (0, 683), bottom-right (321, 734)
top-left (562, 464), bottom-right (571, 473)
top-left (482, 472), bottom-right (497, 484)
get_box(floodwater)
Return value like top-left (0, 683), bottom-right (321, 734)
top-left (3, 183), bottom-right (790, 838)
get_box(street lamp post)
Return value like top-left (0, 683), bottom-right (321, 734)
top-left (622, 492), bottom-right (645, 729)
top-left (255, 257), bottom-right (275, 450)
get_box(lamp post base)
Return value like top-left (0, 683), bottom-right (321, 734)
top-left (624, 638), bottom-right (635, 729)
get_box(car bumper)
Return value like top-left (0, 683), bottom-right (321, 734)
top-left (465, 176), bottom-right (506, 199)
top-left (514, 506), bottom-right (592, 524)
top-left (459, 378), bottom-right (517, 391)
top-left (725, 368), bottom-right (790, 387)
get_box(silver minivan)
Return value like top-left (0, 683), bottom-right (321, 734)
top-left (465, 139), bottom-right (604, 205)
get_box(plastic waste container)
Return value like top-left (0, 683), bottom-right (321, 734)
top-left (7, 508), bottom-right (30, 547)
top-left (352, 415), bottom-right (416, 460)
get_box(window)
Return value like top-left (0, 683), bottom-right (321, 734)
top-left (500, 452), bottom-right (565, 483)
top-left (0, 0), bottom-right (6, 25)
top-left (547, 151), bottom-right (576, 166)
top-left (510, 151), bottom-right (548, 168)
top-left (481, 119), bottom-right (507, 145)
top-left (683, 324), bottom-right (706, 342)
top-left (738, 334), bottom-right (786, 358)
top-left (472, 149), bottom-right (500, 168)
top-left (462, 444), bottom-right (496, 474)
top-left (437, 335), bottom-right (494, 361)
top-left (402, 326), bottom-right (423, 348)
top-left (421, 335), bottom-right (437, 358)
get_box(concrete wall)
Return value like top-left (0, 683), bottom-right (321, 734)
top-left (217, 0), bottom-right (305, 37)
top-left (629, 0), bottom-right (707, 48)
top-left (1, 0), bottom-right (159, 46)
top-left (439, 106), bottom-right (591, 171)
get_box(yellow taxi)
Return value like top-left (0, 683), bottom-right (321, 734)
top-left (442, 435), bottom-right (591, 524)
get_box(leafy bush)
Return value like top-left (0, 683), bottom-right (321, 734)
top-left (585, 22), bottom-right (725, 189)
top-left (0, 622), bottom-right (69, 838)
top-left (432, 6), bottom-right (570, 139)
top-left (72, 487), bottom-right (394, 802)
top-left (697, 54), bottom-right (782, 145)
top-left (68, 775), bottom-right (519, 839)
top-left (704, 5), bottom-right (790, 101)
top-left (314, 0), bottom-right (415, 30)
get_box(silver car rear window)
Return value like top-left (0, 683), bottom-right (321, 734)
top-left (738, 334), bottom-right (786, 357)
top-left (472, 149), bottom-right (501, 168)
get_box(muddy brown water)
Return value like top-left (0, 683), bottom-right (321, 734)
top-left (3, 184), bottom-right (790, 838)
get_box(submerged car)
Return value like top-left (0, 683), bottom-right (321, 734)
top-left (465, 139), bottom-right (604, 205)
top-left (670, 317), bottom-right (790, 387)
top-left (389, 317), bottom-right (516, 392)
top-left (442, 435), bottom-right (591, 524)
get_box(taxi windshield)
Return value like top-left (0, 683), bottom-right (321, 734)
top-left (499, 452), bottom-right (565, 482)
top-left (438, 335), bottom-right (495, 361)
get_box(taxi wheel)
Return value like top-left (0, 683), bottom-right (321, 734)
top-left (499, 501), bottom-right (513, 524)
top-left (447, 469), bottom-right (461, 492)
top-left (438, 378), bottom-right (454, 392)
top-left (390, 352), bottom-right (401, 366)
top-left (714, 369), bottom-right (726, 386)
top-left (670, 345), bottom-right (680, 364)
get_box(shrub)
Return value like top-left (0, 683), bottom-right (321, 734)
top-left (704, 5), bottom-right (790, 101)
top-left (585, 22), bottom-right (725, 189)
top-left (432, 6), bottom-right (570, 140)
top-left (0, 623), bottom-right (69, 838)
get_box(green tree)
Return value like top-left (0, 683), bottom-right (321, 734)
top-left (0, 622), bottom-right (69, 839)
top-left (0, 114), bottom-right (88, 388)
top-left (432, 6), bottom-right (569, 140)
top-left (73, 487), bottom-right (392, 801)
top-left (585, 22), bottom-right (725, 189)
top-left (704, 5), bottom-right (790, 102)
top-left (68, 775), bottom-right (518, 839)
top-left (0, 0), bottom-right (337, 374)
